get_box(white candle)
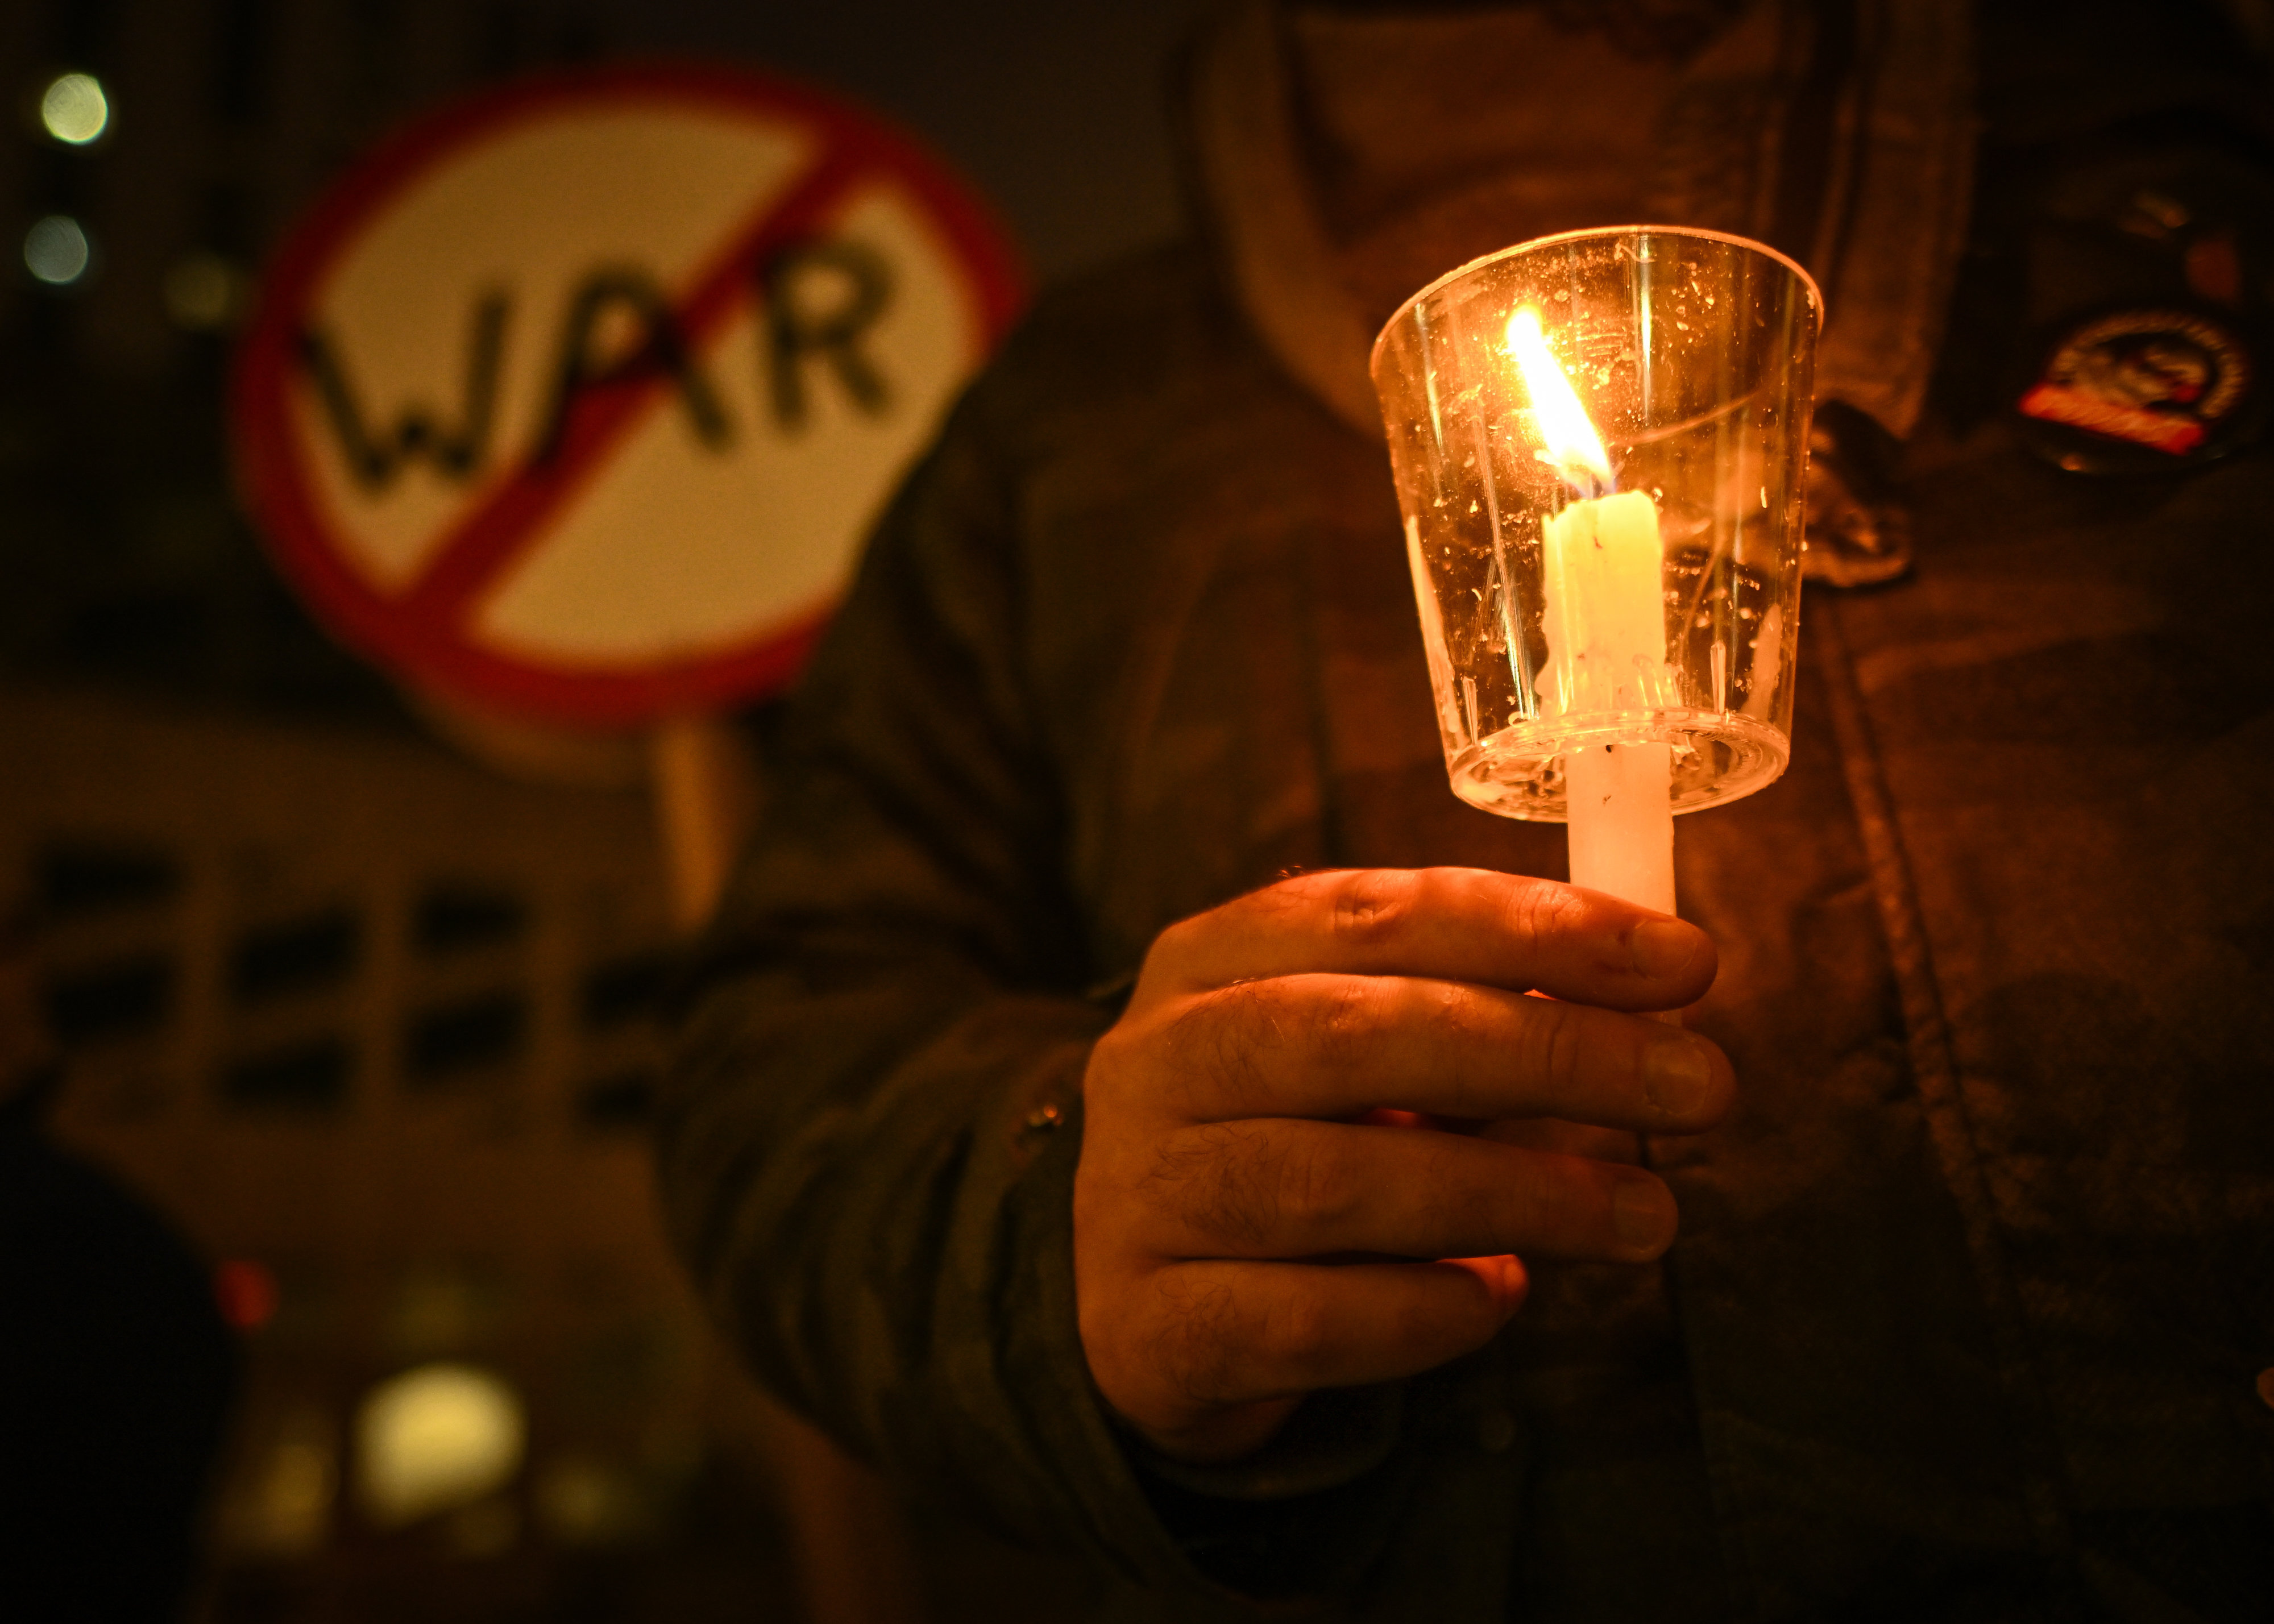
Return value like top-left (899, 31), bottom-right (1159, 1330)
top-left (1509, 308), bottom-right (1675, 916)
top-left (1561, 738), bottom-right (1675, 913)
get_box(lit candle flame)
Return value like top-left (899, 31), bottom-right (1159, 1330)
top-left (1508, 305), bottom-right (1615, 499)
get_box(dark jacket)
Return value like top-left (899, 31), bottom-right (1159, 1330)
top-left (657, 26), bottom-right (2274, 1617)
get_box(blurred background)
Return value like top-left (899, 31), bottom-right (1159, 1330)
top-left (0, 1), bottom-right (1201, 1618)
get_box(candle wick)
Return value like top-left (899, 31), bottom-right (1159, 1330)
top-left (1533, 450), bottom-right (1617, 502)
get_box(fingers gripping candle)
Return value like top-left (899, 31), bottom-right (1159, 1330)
top-left (1510, 307), bottom-right (1676, 915)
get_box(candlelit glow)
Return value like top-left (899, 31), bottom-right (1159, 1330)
top-left (1508, 305), bottom-right (1613, 496)
top-left (1514, 298), bottom-right (1673, 916)
top-left (1371, 227), bottom-right (1815, 830)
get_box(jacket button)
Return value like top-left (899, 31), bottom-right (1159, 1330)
top-left (2258, 1368), bottom-right (2274, 1410)
top-left (1475, 1409), bottom-right (1516, 1454)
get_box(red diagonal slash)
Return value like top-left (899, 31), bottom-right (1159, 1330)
top-left (397, 143), bottom-right (866, 626)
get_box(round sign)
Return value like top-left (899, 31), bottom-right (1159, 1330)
top-left (233, 63), bottom-right (1022, 724)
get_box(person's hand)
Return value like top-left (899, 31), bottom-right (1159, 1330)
top-left (1073, 867), bottom-right (1731, 1464)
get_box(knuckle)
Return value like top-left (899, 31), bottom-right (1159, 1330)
top-left (1328, 869), bottom-right (1421, 947)
top-left (1136, 918), bottom-right (1207, 997)
top-left (1155, 988), bottom-right (1264, 1114)
top-left (1151, 910), bottom-right (1206, 966)
top-left (1217, 870), bottom-right (1325, 940)
top-left (1082, 1023), bottom-right (1136, 1104)
top-left (1184, 974), bottom-right (1387, 1094)
top-left (1086, 1007), bottom-right (1192, 1121)
top-left (1504, 876), bottom-right (1586, 958)
top-left (1312, 975), bottom-right (1387, 1064)
top-left (1524, 995), bottom-right (1590, 1098)
top-left (1418, 981), bottom-right (1488, 1114)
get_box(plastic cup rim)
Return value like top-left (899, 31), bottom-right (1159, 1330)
top-left (1367, 223), bottom-right (1826, 378)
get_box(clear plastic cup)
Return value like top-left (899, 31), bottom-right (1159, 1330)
top-left (1369, 226), bottom-right (1820, 823)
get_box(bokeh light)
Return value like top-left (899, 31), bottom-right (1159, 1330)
top-left (221, 1407), bottom-right (338, 1558)
top-left (163, 252), bottom-right (242, 330)
top-left (40, 73), bottom-right (109, 144)
top-left (354, 1362), bottom-right (526, 1528)
top-left (24, 215), bottom-right (92, 285)
top-left (214, 1259), bottom-right (280, 1330)
top-left (536, 1451), bottom-right (647, 1547)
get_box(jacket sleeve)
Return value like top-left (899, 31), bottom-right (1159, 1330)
top-left (655, 340), bottom-right (1458, 1605)
top-left (654, 374), bottom-right (1206, 1586)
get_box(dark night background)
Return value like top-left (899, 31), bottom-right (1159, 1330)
top-left (0, 2), bottom-right (1199, 1620)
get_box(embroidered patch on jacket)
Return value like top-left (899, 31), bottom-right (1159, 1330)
top-left (2015, 307), bottom-right (2259, 474)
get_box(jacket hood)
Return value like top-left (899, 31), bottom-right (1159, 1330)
top-left (1181, 0), bottom-right (1976, 443)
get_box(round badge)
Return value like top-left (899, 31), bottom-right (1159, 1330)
top-left (2012, 305), bottom-right (2261, 475)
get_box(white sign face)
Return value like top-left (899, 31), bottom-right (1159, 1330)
top-left (236, 66), bottom-right (1022, 723)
